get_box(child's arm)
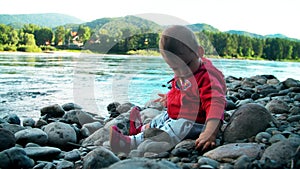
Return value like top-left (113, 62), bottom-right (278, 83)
top-left (153, 93), bottom-right (167, 107)
top-left (195, 118), bottom-right (221, 152)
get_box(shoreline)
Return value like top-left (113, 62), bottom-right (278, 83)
top-left (1, 50), bottom-right (300, 62)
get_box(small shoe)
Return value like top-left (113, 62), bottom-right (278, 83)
top-left (110, 125), bottom-right (131, 154)
top-left (129, 106), bottom-right (143, 135)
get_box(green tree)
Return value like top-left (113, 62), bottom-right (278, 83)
top-left (8, 29), bottom-right (19, 45)
top-left (22, 24), bottom-right (40, 34)
top-left (0, 24), bottom-right (11, 44)
top-left (77, 25), bottom-right (91, 44)
top-left (34, 27), bottom-right (53, 46)
top-left (24, 33), bottom-right (36, 46)
top-left (54, 26), bottom-right (66, 45)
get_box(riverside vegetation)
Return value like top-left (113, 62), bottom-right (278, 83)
top-left (0, 15), bottom-right (300, 61)
top-left (0, 74), bottom-right (300, 169)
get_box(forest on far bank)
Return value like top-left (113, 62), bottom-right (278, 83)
top-left (0, 15), bottom-right (299, 61)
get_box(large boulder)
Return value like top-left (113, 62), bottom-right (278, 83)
top-left (260, 137), bottom-right (300, 167)
top-left (0, 128), bottom-right (16, 151)
top-left (15, 128), bottom-right (48, 146)
top-left (223, 103), bottom-right (273, 143)
top-left (43, 122), bottom-right (77, 148)
top-left (82, 147), bottom-right (120, 169)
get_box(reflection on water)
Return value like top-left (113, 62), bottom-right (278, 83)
top-left (0, 52), bottom-right (300, 119)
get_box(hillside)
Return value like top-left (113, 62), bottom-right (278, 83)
top-left (187, 23), bottom-right (220, 32)
top-left (0, 13), bottom-right (84, 28)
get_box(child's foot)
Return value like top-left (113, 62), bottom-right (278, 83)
top-left (129, 106), bottom-right (143, 135)
top-left (110, 125), bottom-right (131, 154)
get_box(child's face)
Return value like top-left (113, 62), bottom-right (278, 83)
top-left (162, 53), bottom-right (196, 78)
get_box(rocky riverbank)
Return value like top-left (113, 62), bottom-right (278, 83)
top-left (0, 75), bottom-right (300, 169)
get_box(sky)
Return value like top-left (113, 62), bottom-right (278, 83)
top-left (0, 0), bottom-right (299, 39)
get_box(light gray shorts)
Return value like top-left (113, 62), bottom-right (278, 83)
top-left (150, 111), bottom-right (205, 145)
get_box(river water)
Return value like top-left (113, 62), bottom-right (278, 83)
top-left (1, 52), bottom-right (300, 119)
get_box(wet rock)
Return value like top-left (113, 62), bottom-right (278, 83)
top-left (269, 134), bottom-right (286, 144)
top-left (260, 137), bottom-right (300, 167)
top-left (104, 113), bottom-right (130, 135)
top-left (233, 155), bottom-right (252, 169)
top-left (255, 132), bottom-right (271, 143)
top-left (140, 108), bottom-right (163, 123)
top-left (40, 104), bottom-right (65, 118)
top-left (43, 122), bottom-right (77, 148)
top-left (287, 115), bottom-right (300, 122)
top-left (62, 102), bottom-right (82, 111)
top-left (116, 102), bottom-right (134, 114)
top-left (137, 139), bottom-right (172, 154)
top-left (223, 103), bottom-right (273, 143)
top-left (63, 109), bottom-right (97, 126)
top-left (82, 146), bottom-right (120, 169)
top-left (203, 143), bottom-right (265, 162)
top-left (0, 147), bottom-right (34, 169)
top-left (0, 123), bottom-right (26, 134)
top-left (198, 157), bottom-right (220, 169)
top-left (255, 85), bottom-right (279, 97)
top-left (81, 127), bottom-right (110, 147)
top-left (81, 121), bottom-right (103, 136)
top-left (283, 78), bottom-right (300, 88)
top-left (107, 102), bottom-right (121, 118)
top-left (3, 113), bottom-right (21, 125)
top-left (15, 128), bottom-right (48, 146)
top-left (56, 160), bottom-right (74, 169)
top-left (265, 99), bottom-right (290, 114)
top-left (107, 158), bottom-right (181, 169)
top-left (64, 149), bottom-right (81, 161)
top-left (34, 118), bottom-right (48, 128)
top-left (0, 128), bottom-right (16, 151)
top-left (22, 117), bottom-right (35, 127)
top-left (24, 146), bottom-right (61, 160)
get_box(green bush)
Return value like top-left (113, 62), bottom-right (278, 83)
top-left (0, 45), bottom-right (4, 51)
top-left (17, 45), bottom-right (42, 52)
top-left (127, 49), bottom-right (160, 56)
top-left (40, 45), bottom-right (56, 51)
top-left (4, 45), bottom-right (17, 52)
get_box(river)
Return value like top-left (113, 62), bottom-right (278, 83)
top-left (1, 52), bottom-right (300, 119)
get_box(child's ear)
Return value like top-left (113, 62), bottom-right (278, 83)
top-left (198, 46), bottom-right (205, 57)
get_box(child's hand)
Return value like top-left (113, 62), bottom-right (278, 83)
top-left (195, 119), bottom-right (221, 152)
top-left (153, 93), bottom-right (167, 107)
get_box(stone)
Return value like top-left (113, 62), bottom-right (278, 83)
top-left (56, 160), bottom-right (74, 169)
top-left (82, 146), bottom-right (120, 169)
top-left (62, 102), bottom-right (82, 111)
top-left (223, 103), bottom-right (273, 143)
top-left (81, 121), bottom-right (103, 136)
top-left (64, 149), bottom-right (81, 161)
top-left (107, 158), bottom-right (181, 169)
top-left (203, 143), bottom-right (265, 162)
top-left (24, 146), bottom-right (61, 160)
top-left (0, 128), bottom-right (16, 151)
top-left (283, 78), bottom-right (300, 88)
top-left (81, 127), bottom-right (110, 147)
top-left (40, 104), bottom-right (65, 118)
top-left (260, 137), bottom-right (300, 167)
top-left (43, 122), bottom-right (77, 148)
top-left (0, 123), bottom-right (26, 134)
top-left (116, 102), bottom-right (134, 114)
top-left (3, 113), bottom-right (21, 125)
top-left (22, 117), bottom-right (35, 127)
top-left (0, 147), bottom-right (34, 169)
top-left (15, 128), bottom-right (48, 146)
top-left (265, 99), bottom-right (290, 114)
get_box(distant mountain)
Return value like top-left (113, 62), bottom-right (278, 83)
top-left (225, 30), bottom-right (299, 41)
top-left (226, 30), bottom-right (264, 39)
top-left (187, 23), bottom-right (220, 32)
top-left (85, 15), bottom-right (163, 33)
top-left (0, 13), bottom-right (84, 28)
